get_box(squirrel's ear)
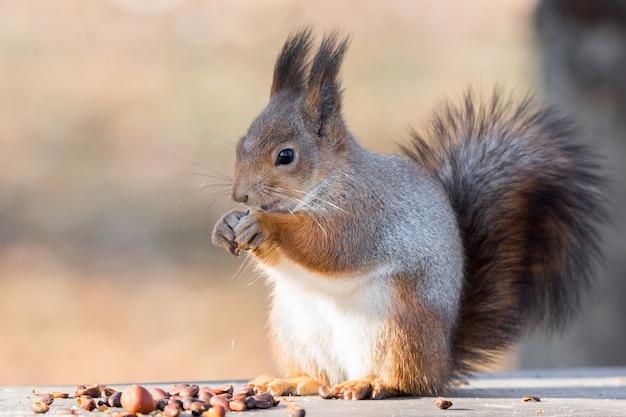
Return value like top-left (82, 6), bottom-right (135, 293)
top-left (270, 28), bottom-right (313, 97)
top-left (304, 32), bottom-right (350, 137)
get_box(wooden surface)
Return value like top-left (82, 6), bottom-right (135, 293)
top-left (2, 368), bottom-right (625, 417)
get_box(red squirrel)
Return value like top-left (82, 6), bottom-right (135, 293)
top-left (211, 28), bottom-right (606, 399)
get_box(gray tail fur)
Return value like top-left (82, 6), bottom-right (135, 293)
top-left (401, 90), bottom-right (607, 375)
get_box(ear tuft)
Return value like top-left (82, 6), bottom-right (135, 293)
top-left (270, 27), bottom-right (314, 97)
top-left (305, 31), bottom-right (351, 135)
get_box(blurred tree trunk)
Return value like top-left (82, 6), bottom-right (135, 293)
top-left (520, 0), bottom-right (626, 367)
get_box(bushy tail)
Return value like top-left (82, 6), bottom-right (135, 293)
top-left (401, 91), bottom-right (607, 375)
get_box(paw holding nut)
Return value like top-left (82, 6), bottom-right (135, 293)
top-left (212, 210), bottom-right (264, 256)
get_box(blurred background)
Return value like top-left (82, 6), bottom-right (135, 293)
top-left (1, 0), bottom-right (624, 386)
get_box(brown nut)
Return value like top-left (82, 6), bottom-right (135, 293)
top-left (108, 391), bottom-right (123, 407)
top-left (163, 402), bottom-right (181, 417)
top-left (189, 401), bottom-right (210, 416)
top-left (228, 398), bottom-right (247, 412)
top-left (182, 397), bottom-right (198, 410)
top-left (156, 398), bottom-right (167, 411)
top-left (209, 394), bottom-right (230, 409)
top-left (120, 384), bottom-right (157, 414)
top-left (152, 387), bottom-right (170, 401)
top-left (77, 396), bottom-right (97, 411)
top-left (169, 397), bottom-right (184, 409)
top-left (198, 389), bottom-right (212, 403)
top-left (30, 400), bottom-right (50, 414)
top-left (35, 393), bottom-right (54, 406)
top-left (103, 386), bottom-right (117, 397)
top-left (234, 386), bottom-right (255, 397)
top-left (208, 384), bottom-right (233, 396)
top-left (522, 396), bottom-right (541, 402)
top-left (75, 384), bottom-right (101, 398)
top-left (435, 397), bottom-right (453, 410)
top-left (289, 405), bottom-right (306, 417)
top-left (202, 404), bottom-right (226, 417)
top-left (169, 383), bottom-right (189, 396)
top-left (250, 394), bottom-right (274, 409)
top-left (181, 384), bottom-right (200, 398)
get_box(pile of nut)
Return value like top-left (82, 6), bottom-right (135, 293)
top-left (30, 383), bottom-right (303, 416)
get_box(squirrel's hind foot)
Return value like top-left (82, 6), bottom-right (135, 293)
top-left (319, 377), bottom-right (401, 400)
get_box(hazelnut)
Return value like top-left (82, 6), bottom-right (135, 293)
top-left (120, 384), bottom-right (156, 414)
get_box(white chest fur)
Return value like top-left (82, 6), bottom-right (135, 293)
top-left (259, 258), bottom-right (394, 384)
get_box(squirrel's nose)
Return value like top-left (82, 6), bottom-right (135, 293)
top-left (231, 188), bottom-right (249, 204)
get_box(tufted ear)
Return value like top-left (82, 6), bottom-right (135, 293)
top-left (270, 27), bottom-right (314, 97)
top-left (304, 31), bottom-right (350, 138)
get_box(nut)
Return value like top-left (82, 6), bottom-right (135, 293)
top-left (209, 394), bottom-right (230, 409)
top-left (207, 384), bottom-right (233, 396)
top-left (155, 398), bottom-right (167, 411)
top-left (76, 396), bottom-right (97, 411)
top-left (523, 396), bottom-right (541, 402)
top-left (108, 391), bottom-right (123, 407)
top-left (163, 402), bottom-right (181, 417)
top-left (234, 386), bottom-right (255, 397)
top-left (169, 397), bottom-right (184, 409)
top-left (198, 389), bottom-right (212, 403)
top-left (30, 400), bottom-right (50, 414)
top-left (202, 404), bottom-right (226, 417)
top-left (169, 383), bottom-right (189, 396)
top-left (180, 384), bottom-right (200, 398)
top-left (152, 387), bottom-right (170, 401)
top-left (35, 393), bottom-right (54, 406)
top-left (228, 398), bottom-right (247, 411)
top-left (189, 401), bottom-right (209, 416)
top-left (289, 405), bottom-right (306, 417)
top-left (74, 384), bottom-right (101, 398)
top-left (120, 384), bottom-right (157, 414)
top-left (435, 397), bottom-right (453, 409)
top-left (250, 393), bottom-right (274, 409)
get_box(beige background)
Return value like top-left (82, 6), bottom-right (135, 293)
top-left (0, 0), bottom-right (583, 386)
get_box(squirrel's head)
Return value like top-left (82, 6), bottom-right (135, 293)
top-left (231, 28), bottom-right (350, 213)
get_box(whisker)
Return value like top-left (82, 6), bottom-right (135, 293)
top-left (309, 213), bottom-right (328, 237)
top-left (173, 156), bottom-right (233, 182)
top-left (265, 184), bottom-right (344, 212)
top-left (286, 208), bottom-right (299, 221)
top-left (281, 195), bottom-right (327, 237)
top-left (200, 131), bottom-right (237, 151)
top-left (244, 265), bottom-right (267, 287)
top-left (175, 183), bottom-right (231, 209)
top-left (175, 170), bottom-right (233, 182)
top-left (227, 253), bottom-right (256, 285)
top-left (199, 190), bottom-right (233, 216)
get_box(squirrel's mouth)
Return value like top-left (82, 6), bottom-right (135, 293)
top-left (259, 200), bottom-right (292, 213)
top-left (259, 201), bottom-right (280, 212)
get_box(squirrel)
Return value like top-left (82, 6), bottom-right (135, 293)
top-left (211, 28), bottom-right (606, 399)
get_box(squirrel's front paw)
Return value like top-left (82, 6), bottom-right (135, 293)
top-left (212, 210), bottom-right (247, 256)
top-left (233, 212), bottom-right (264, 253)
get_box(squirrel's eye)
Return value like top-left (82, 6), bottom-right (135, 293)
top-left (276, 148), bottom-right (295, 166)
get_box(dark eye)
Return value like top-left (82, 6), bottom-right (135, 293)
top-left (276, 148), bottom-right (295, 166)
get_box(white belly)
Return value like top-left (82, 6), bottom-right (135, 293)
top-left (260, 258), bottom-right (394, 384)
